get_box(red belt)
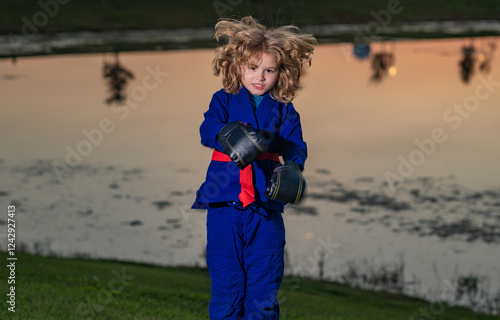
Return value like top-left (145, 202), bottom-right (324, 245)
top-left (212, 150), bottom-right (280, 207)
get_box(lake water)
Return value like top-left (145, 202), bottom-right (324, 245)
top-left (1, 37), bottom-right (499, 311)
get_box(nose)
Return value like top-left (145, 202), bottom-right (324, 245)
top-left (257, 71), bottom-right (265, 81)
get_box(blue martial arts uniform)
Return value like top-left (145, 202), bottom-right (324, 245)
top-left (192, 86), bottom-right (307, 319)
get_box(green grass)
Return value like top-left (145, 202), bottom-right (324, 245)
top-left (1, 252), bottom-right (499, 319)
top-left (1, 0), bottom-right (500, 34)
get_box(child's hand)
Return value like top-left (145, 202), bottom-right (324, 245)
top-left (217, 121), bottom-right (270, 169)
top-left (265, 160), bottom-right (306, 205)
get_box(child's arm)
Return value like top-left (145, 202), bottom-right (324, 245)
top-left (264, 105), bottom-right (307, 204)
top-left (279, 105), bottom-right (307, 170)
top-left (200, 91), bottom-right (230, 150)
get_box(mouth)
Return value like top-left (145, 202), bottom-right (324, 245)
top-left (252, 83), bottom-right (265, 90)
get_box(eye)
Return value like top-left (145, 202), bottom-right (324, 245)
top-left (266, 69), bottom-right (275, 73)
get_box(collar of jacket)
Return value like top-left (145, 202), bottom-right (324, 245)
top-left (235, 86), bottom-right (280, 130)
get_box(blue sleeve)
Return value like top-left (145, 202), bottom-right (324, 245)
top-left (200, 90), bottom-right (230, 150)
top-left (280, 104), bottom-right (307, 170)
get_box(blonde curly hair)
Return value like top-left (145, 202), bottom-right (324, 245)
top-left (212, 16), bottom-right (317, 103)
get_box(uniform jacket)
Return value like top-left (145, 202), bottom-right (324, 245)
top-left (192, 86), bottom-right (307, 212)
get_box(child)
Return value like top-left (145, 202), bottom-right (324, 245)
top-left (192, 16), bottom-right (316, 319)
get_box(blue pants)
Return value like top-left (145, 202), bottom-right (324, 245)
top-left (206, 205), bottom-right (286, 320)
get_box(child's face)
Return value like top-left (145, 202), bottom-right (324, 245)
top-left (241, 51), bottom-right (279, 96)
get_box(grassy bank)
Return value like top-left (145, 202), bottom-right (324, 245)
top-left (2, 0), bottom-right (500, 35)
top-left (1, 252), bottom-right (499, 319)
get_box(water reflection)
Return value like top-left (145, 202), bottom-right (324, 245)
top-left (369, 42), bottom-right (397, 83)
top-left (348, 37), bottom-right (498, 85)
top-left (458, 37), bottom-right (497, 84)
top-left (1, 37), bottom-right (500, 308)
top-left (353, 43), bottom-right (371, 60)
top-left (102, 52), bottom-right (134, 105)
top-left (459, 40), bottom-right (476, 84)
top-left (478, 38), bottom-right (496, 74)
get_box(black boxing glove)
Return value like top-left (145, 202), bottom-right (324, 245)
top-left (265, 160), bottom-right (306, 205)
top-left (217, 121), bottom-right (270, 169)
